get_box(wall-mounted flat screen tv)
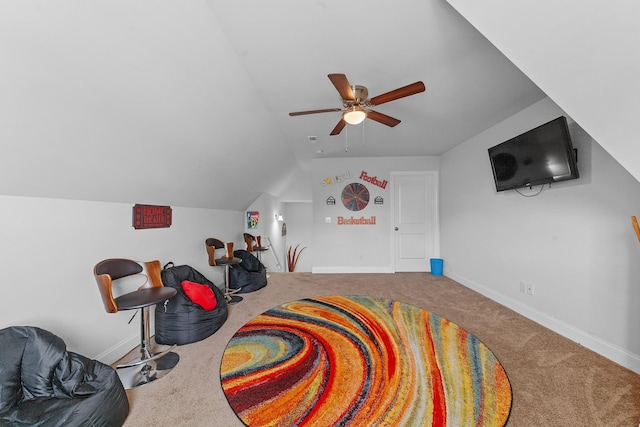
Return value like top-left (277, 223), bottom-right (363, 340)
top-left (488, 116), bottom-right (579, 192)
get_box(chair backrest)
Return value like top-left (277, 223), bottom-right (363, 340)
top-left (93, 259), bottom-right (164, 313)
top-left (205, 238), bottom-right (225, 266)
top-left (243, 233), bottom-right (255, 252)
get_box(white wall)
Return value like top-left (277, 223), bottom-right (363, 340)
top-left (311, 156), bottom-right (439, 273)
top-left (0, 195), bottom-right (242, 364)
top-left (440, 97), bottom-right (640, 373)
top-left (278, 167), bottom-right (313, 203)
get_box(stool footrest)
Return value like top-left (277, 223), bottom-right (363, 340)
top-left (116, 344), bottom-right (177, 369)
top-left (116, 350), bottom-right (180, 389)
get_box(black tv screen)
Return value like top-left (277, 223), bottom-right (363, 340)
top-left (488, 116), bottom-right (579, 192)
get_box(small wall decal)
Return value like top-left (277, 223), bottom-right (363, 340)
top-left (133, 204), bottom-right (172, 229)
top-left (359, 170), bottom-right (388, 189)
top-left (342, 182), bottom-right (370, 211)
top-left (374, 196), bottom-right (384, 205)
top-left (326, 196), bottom-right (336, 205)
top-left (337, 216), bottom-right (377, 225)
top-left (321, 171), bottom-right (352, 186)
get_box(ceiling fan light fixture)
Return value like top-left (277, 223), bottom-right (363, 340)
top-left (289, 74), bottom-right (425, 136)
top-left (343, 106), bottom-right (366, 125)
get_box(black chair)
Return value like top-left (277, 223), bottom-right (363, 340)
top-left (229, 249), bottom-right (268, 293)
top-left (155, 262), bottom-right (228, 345)
top-left (93, 258), bottom-right (179, 389)
top-left (0, 326), bottom-right (129, 426)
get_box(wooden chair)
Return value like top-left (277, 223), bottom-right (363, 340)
top-left (632, 216), bottom-right (640, 242)
top-left (93, 258), bottom-right (179, 388)
top-left (243, 233), bottom-right (255, 252)
top-left (243, 233), bottom-right (269, 261)
top-left (205, 238), bottom-right (225, 266)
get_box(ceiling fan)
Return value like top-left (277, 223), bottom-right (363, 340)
top-left (289, 73), bottom-right (426, 136)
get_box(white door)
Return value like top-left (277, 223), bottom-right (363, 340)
top-left (391, 172), bottom-right (439, 272)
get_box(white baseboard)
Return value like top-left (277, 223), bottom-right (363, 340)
top-left (446, 269), bottom-right (640, 375)
top-left (312, 266), bottom-right (394, 274)
top-left (93, 332), bottom-right (139, 366)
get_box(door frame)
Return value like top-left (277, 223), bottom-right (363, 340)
top-left (389, 171), bottom-right (440, 272)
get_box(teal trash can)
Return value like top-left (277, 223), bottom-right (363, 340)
top-left (430, 258), bottom-right (443, 276)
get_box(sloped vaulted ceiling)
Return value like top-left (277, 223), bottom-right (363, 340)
top-left (447, 0), bottom-right (640, 183)
top-left (0, 1), bottom-right (299, 210)
top-left (0, 0), bottom-right (547, 210)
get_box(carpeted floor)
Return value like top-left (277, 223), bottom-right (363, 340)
top-left (120, 272), bottom-right (640, 427)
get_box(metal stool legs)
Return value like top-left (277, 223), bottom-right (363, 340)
top-left (224, 264), bottom-right (243, 305)
top-left (116, 306), bottom-right (179, 389)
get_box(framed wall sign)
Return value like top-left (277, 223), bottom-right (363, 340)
top-left (247, 211), bottom-right (259, 229)
top-left (133, 204), bottom-right (172, 229)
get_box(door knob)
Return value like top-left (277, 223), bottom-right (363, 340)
top-left (394, 227), bottom-right (399, 231)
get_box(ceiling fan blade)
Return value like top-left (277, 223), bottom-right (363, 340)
top-left (289, 108), bottom-right (342, 116)
top-left (366, 110), bottom-right (401, 127)
top-left (328, 74), bottom-right (355, 101)
top-left (330, 119), bottom-right (347, 136)
top-left (369, 81), bottom-right (426, 106)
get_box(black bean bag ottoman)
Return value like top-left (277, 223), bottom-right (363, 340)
top-left (0, 326), bottom-right (129, 427)
top-left (229, 250), bottom-right (268, 293)
top-left (155, 263), bottom-right (228, 346)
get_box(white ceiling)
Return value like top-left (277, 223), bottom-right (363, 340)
top-left (0, 0), bottom-right (545, 210)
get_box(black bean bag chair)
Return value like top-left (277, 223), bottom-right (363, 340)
top-left (0, 326), bottom-right (129, 427)
top-left (229, 250), bottom-right (268, 293)
top-left (155, 263), bottom-right (228, 346)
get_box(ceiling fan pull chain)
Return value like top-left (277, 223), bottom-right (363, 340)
top-left (345, 126), bottom-right (349, 152)
top-left (362, 121), bottom-right (366, 145)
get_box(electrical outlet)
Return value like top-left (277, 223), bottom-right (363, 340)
top-left (526, 283), bottom-right (535, 296)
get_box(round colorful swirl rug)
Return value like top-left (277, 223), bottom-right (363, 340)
top-left (220, 295), bottom-right (512, 426)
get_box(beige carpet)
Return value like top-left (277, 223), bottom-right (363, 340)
top-left (119, 272), bottom-right (640, 426)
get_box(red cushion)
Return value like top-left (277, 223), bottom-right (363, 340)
top-left (180, 280), bottom-right (218, 310)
